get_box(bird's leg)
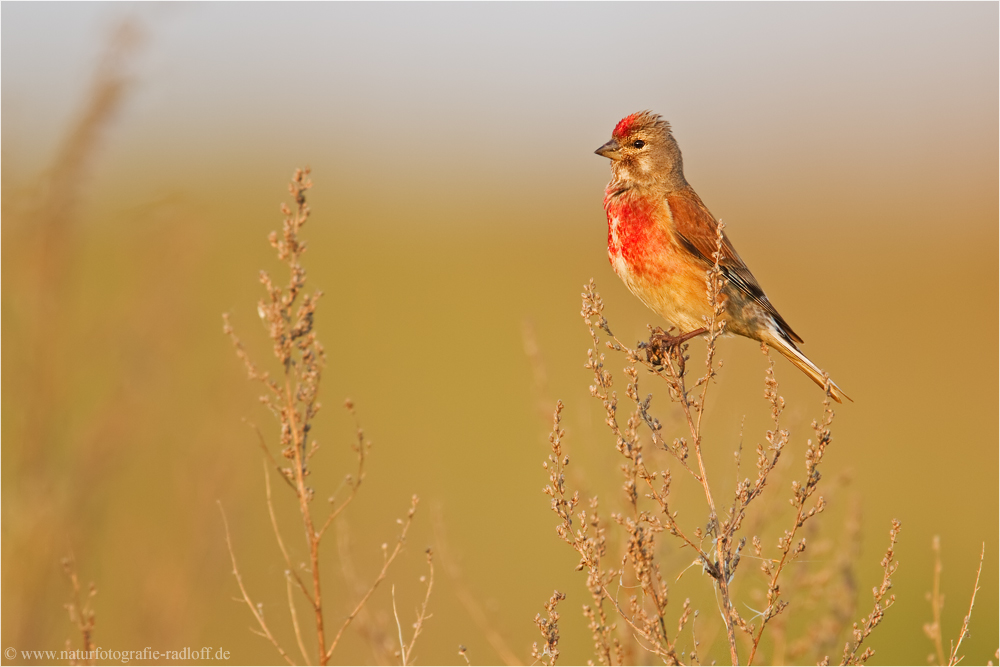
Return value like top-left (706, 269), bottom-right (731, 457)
top-left (642, 326), bottom-right (708, 371)
top-left (652, 326), bottom-right (708, 348)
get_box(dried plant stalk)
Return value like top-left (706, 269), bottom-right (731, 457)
top-left (532, 590), bottom-right (567, 666)
top-left (395, 548), bottom-right (435, 665)
top-left (222, 169), bottom-right (424, 665)
top-left (536, 218), bottom-right (911, 665)
top-left (746, 384), bottom-right (835, 664)
top-left (838, 519), bottom-right (902, 666)
top-left (925, 536), bottom-right (947, 665)
top-left (61, 553), bottom-right (97, 667)
top-left (946, 544), bottom-right (985, 666)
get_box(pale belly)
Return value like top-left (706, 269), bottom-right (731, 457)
top-left (608, 235), bottom-right (713, 333)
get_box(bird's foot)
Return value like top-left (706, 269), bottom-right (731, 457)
top-left (643, 326), bottom-right (708, 368)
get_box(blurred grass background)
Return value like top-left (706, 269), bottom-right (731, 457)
top-left (2, 3), bottom-right (997, 665)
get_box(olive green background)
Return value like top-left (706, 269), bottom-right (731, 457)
top-left (3, 3), bottom-right (997, 665)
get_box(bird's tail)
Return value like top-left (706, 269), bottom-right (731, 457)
top-left (764, 329), bottom-right (851, 404)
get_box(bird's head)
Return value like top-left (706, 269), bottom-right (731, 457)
top-left (595, 111), bottom-right (686, 190)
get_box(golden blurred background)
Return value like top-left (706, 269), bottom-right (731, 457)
top-left (2, 3), bottom-right (996, 665)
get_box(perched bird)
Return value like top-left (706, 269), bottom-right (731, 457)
top-left (595, 111), bottom-right (848, 402)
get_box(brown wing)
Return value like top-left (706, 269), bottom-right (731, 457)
top-left (666, 189), bottom-right (803, 344)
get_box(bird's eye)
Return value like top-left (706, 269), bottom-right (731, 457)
top-left (633, 140), bottom-right (645, 149)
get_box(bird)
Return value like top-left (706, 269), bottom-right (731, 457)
top-left (595, 111), bottom-right (849, 403)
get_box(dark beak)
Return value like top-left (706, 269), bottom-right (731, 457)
top-left (595, 138), bottom-right (622, 160)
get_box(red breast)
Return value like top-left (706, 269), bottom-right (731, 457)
top-left (604, 189), bottom-right (675, 283)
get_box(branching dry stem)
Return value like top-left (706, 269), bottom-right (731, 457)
top-left (838, 519), bottom-right (902, 666)
top-left (534, 211), bottom-right (922, 666)
top-left (223, 169), bottom-right (424, 665)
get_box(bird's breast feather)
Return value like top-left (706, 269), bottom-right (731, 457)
top-left (605, 194), bottom-right (683, 282)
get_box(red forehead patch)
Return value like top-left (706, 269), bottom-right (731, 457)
top-left (613, 112), bottom-right (642, 139)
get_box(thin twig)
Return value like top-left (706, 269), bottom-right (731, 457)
top-left (287, 572), bottom-right (311, 665)
top-left (392, 586), bottom-right (407, 665)
top-left (318, 403), bottom-right (368, 540)
top-left (264, 461), bottom-right (315, 606)
top-left (925, 536), bottom-right (946, 665)
top-left (403, 550), bottom-right (435, 663)
top-left (219, 502), bottom-right (295, 666)
top-left (325, 496), bottom-right (419, 662)
top-left (334, 520), bottom-right (394, 663)
top-left (250, 420), bottom-right (296, 491)
top-left (947, 543), bottom-right (984, 666)
top-left (61, 553), bottom-right (97, 666)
